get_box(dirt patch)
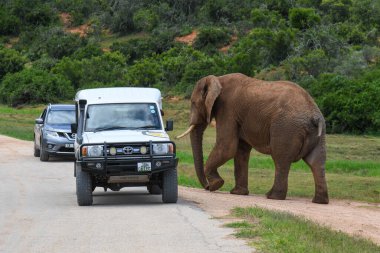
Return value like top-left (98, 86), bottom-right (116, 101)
top-left (59, 12), bottom-right (89, 37)
top-left (179, 186), bottom-right (380, 245)
top-left (59, 13), bottom-right (71, 26)
top-left (219, 35), bottom-right (238, 53)
top-left (175, 30), bottom-right (198, 45)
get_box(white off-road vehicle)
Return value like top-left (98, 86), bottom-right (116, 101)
top-left (71, 88), bottom-right (178, 206)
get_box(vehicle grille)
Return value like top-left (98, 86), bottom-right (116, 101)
top-left (106, 144), bottom-right (150, 156)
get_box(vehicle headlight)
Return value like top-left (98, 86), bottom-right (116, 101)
top-left (152, 143), bottom-right (173, 155)
top-left (45, 130), bottom-right (59, 138)
top-left (82, 145), bottom-right (104, 157)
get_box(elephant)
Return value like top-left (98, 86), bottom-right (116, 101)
top-left (177, 73), bottom-right (329, 204)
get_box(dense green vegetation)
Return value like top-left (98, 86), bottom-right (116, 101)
top-left (227, 207), bottom-right (380, 253)
top-left (0, 0), bottom-right (379, 133)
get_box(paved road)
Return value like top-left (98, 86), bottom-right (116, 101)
top-left (0, 136), bottom-right (251, 253)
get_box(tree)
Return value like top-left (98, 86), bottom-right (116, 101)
top-left (0, 68), bottom-right (73, 106)
top-left (0, 47), bottom-right (26, 80)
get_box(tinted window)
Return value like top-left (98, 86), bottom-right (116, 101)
top-left (46, 110), bottom-right (76, 124)
top-left (85, 103), bottom-right (161, 132)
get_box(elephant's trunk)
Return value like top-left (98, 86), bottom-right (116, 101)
top-left (190, 124), bottom-right (209, 189)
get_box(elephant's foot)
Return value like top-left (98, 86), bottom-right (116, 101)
top-left (208, 177), bottom-right (224, 191)
top-left (230, 186), bottom-right (249, 195)
top-left (312, 192), bottom-right (329, 204)
top-left (266, 188), bottom-right (287, 200)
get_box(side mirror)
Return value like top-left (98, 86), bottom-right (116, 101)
top-left (71, 123), bottom-right (78, 134)
top-left (165, 119), bottom-right (173, 131)
top-left (35, 118), bottom-right (43, 124)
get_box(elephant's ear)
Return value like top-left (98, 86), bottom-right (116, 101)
top-left (204, 75), bottom-right (222, 123)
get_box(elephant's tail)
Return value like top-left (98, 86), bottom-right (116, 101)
top-left (312, 116), bottom-right (324, 137)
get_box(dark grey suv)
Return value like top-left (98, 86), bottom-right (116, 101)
top-left (34, 104), bottom-right (76, 161)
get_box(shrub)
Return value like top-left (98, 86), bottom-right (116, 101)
top-left (284, 49), bottom-right (329, 80)
top-left (52, 51), bottom-right (127, 89)
top-left (16, 27), bottom-right (85, 60)
top-left (133, 9), bottom-right (158, 32)
top-left (289, 8), bottom-right (321, 30)
top-left (309, 73), bottom-right (380, 133)
top-left (250, 8), bottom-right (283, 28)
top-left (111, 39), bottom-right (156, 64)
top-left (0, 8), bottom-right (21, 35)
top-left (0, 68), bottom-right (73, 106)
top-left (0, 47), bottom-right (27, 80)
top-left (193, 27), bottom-right (230, 51)
top-left (229, 28), bottom-right (295, 75)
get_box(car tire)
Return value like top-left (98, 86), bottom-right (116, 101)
top-left (147, 185), bottom-right (162, 195)
top-left (34, 141), bottom-right (40, 157)
top-left (39, 141), bottom-right (49, 161)
top-left (162, 167), bottom-right (178, 203)
top-left (76, 164), bottom-right (93, 206)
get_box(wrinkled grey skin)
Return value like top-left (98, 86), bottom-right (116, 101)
top-left (186, 73), bottom-right (328, 204)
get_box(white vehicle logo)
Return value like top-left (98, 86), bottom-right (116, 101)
top-left (123, 146), bottom-right (134, 154)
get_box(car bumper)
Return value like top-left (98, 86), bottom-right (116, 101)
top-left (42, 136), bottom-right (75, 156)
top-left (78, 156), bottom-right (178, 176)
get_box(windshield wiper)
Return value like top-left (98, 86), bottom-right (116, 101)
top-left (93, 126), bottom-right (130, 133)
top-left (93, 125), bottom-right (158, 132)
top-left (138, 125), bottom-right (158, 129)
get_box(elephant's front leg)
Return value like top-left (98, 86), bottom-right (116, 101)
top-left (205, 138), bottom-right (239, 191)
top-left (230, 140), bottom-right (251, 195)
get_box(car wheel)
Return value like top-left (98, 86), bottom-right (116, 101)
top-left (33, 140), bottom-right (40, 157)
top-left (39, 141), bottom-right (49, 161)
top-left (147, 185), bottom-right (162, 195)
top-left (76, 164), bottom-right (93, 206)
top-left (162, 167), bottom-right (178, 203)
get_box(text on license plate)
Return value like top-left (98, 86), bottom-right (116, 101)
top-left (138, 162), bottom-right (151, 172)
top-left (65, 144), bottom-right (74, 148)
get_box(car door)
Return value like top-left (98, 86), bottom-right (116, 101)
top-left (35, 108), bottom-right (47, 147)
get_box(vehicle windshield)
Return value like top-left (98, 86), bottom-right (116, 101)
top-left (46, 110), bottom-right (76, 124)
top-left (85, 103), bottom-right (161, 132)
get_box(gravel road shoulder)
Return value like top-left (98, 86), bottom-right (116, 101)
top-left (180, 186), bottom-right (380, 245)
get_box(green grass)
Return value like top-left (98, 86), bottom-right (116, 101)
top-left (1, 99), bottom-right (380, 202)
top-left (99, 32), bottom-right (149, 49)
top-left (226, 207), bottom-right (380, 253)
top-left (0, 105), bottom-right (44, 140)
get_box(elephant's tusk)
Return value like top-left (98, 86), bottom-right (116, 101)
top-left (176, 125), bottom-right (195, 139)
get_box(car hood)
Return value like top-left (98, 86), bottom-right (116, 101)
top-left (82, 130), bottom-right (170, 144)
top-left (44, 124), bottom-right (72, 133)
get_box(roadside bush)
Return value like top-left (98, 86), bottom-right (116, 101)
top-left (0, 68), bottom-right (73, 106)
top-left (309, 73), bottom-right (380, 133)
top-left (52, 51), bottom-right (127, 89)
top-left (0, 47), bottom-right (27, 80)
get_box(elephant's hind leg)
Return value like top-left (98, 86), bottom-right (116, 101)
top-left (230, 140), bottom-right (251, 195)
top-left (303, 141), bottom-right (329, 204)
top-left (266, 159), bottom-right (291, 200)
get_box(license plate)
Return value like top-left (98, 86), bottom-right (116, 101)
top-left (65, 144), bottom-right (74, 148)
top-left (138, 162), bottom-right (151, 172)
